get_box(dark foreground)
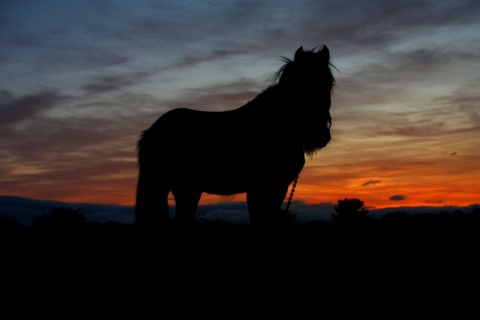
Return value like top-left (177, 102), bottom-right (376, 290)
top-left (2, 219), bottom-right (479, 319)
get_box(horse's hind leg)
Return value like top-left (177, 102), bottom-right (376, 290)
top-left (171, 188), bottom-right (202, 224)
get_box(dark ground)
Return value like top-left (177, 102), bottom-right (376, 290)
top-left (2, 217), bottom-right (479, 319)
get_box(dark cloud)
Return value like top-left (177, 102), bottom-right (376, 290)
top-left (0, 90), bottom-right (65, 125)
top-left (4, 26), bottom-right (131, 74)
top-left (390, 195), bottom-right (407, 201)
top-left (435, 88), bottom-right (480, 134)
top-left (173, 47), bottom-right (261, 69)
top-left (81, 71), bottom-right (152, 95)
top-left (163, 79), bottom-right (261, 111)
top-left (38, 52), bottom-right (130, 74)
top-left (0, 91), bottom-right (151, 201)
top-left (362, 180), bottom-right (382, 186)
top-left (339, 48), bottom-right (457, 97)
top-left (373, 122), bottom-right (447, 138)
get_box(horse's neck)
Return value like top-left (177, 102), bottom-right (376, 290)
top-left (240, 86), bottom-right (286, 110)
top-left (236, 86), bottom-right (301, 130)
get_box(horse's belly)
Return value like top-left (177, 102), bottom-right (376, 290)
top-left (201, 172), bottom-right (249, 195)
top-left (168, 143), bottom-right (305, 195)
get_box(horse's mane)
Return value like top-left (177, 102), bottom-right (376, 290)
top-left (273, 46), bottom-right (337, 94)
top-left (245, 47), bottom-right (336, 110)
top-left (273, 57), bottom-right (293, 83)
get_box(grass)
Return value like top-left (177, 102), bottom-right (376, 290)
top-left (2, 211), bottom-right (480, 319)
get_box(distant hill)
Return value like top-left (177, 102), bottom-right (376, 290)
top-left (0, 195), bottom-right (134, 226)
top-left (1, 195), bottom-right (478, 226)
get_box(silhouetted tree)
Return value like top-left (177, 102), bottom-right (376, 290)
top-left (331, 198), bottom-right (371, 225)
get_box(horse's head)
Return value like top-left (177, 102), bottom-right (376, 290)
top-left (275, 45), bottom-right (335, 156)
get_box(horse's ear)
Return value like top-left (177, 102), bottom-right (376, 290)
top-left (294, 46), bottom-right (304, 60)
top-left (318, 45), bottom-right (330, 61)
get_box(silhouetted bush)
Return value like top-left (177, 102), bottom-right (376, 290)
top-left (32, 205), bottom-right (86, 229)
top-left (0, 215), bottom-right (24, 233)
top-left (455, 206), bottom-right (480, 225)
top-left (411, 212), bottom-right (453, 229)
top-left (382, 211), bottom-right (412, 223)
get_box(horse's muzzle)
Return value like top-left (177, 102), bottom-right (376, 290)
top-left (318, 130), bottom-right (331, 148)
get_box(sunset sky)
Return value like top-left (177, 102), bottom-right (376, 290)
top-left (1, 0), bottom-right (479, 213)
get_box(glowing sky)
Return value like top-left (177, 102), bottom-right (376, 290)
top-left (1, 0), bottom-right (479, 210)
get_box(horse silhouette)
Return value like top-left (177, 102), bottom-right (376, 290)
top-left (135, 45), bottom-right (335, 226)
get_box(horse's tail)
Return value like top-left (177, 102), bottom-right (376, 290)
top-left (134, 130), bottom-right (170, 226)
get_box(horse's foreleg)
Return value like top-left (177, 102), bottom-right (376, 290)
top-left (171, 189), bottom-right (202, 224)
top-left (247, 184), bottom-right (289, 227)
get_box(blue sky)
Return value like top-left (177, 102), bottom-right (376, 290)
top-left (1, 0), bottom-right (479, 218)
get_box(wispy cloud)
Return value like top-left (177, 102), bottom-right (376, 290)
top-left (362, 180), bottom-right (382, 187)
top-left (0, 90), bottom-right (66, 125)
